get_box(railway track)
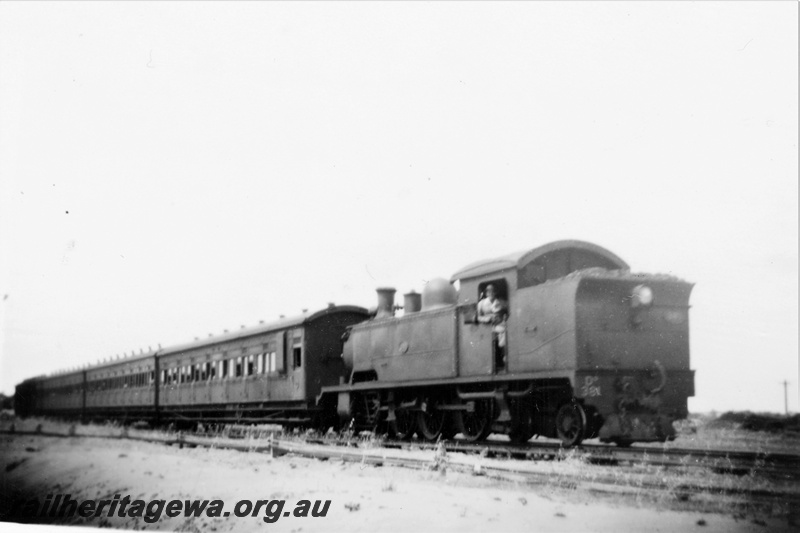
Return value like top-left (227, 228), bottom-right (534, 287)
top-left (3, 420), bottom-right (799, 512)
top-left (3, 420), bottom-right (799, 480)
top-left (373, 438), bottom-right (800, 481)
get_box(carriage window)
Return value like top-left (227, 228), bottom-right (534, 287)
top-left (293, 347), bottom-right (302, 368)
top-left (247, 355), bottom-right (254, 376)
top-left (235, 357), bottom-right (243, 377)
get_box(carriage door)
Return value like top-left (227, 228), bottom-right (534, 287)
top-left (287, 328), bottom-right (305, 399)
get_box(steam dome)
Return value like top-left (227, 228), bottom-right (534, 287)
top-left (421, 278), bottom-right (458, 311)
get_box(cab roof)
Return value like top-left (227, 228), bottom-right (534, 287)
top-left (450, 240), bottom-right (629, 282)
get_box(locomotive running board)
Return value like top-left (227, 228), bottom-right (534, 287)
top-left (319, 370), bottom-right (574, 402)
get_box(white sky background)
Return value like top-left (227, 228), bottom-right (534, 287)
top-left (0, 2), bottom-right (796, 414)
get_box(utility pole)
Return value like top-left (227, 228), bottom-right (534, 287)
top-left (782, 380), bottom-right (789, 416)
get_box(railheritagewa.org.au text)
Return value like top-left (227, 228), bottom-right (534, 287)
top-left (8, 494), bottom-right (331, 523)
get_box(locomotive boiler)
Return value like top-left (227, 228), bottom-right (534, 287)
top-left (322, 240), bottom-right (694, 446)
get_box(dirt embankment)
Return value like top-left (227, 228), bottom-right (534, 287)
top-left (2, 432), bottom-right (793, 533)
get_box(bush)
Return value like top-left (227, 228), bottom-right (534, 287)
top-left (714, 411), bottom-right (800, 433)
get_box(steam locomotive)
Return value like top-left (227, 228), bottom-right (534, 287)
top-left (14, 240), bottom-right (694, 446)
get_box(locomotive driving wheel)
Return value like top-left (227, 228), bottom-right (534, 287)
top-left (389, 408), bottom-right (416, 440)
top-left (555, 401), bottom-right (587, 447)
top-left (455, 399), bottom-right (493, 442)
top-left (508, 402), bottom-right (535, 444)
top-left (416, 397), bottom-right (446, 441)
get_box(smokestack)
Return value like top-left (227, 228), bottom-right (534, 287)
top-left (404, 291), bottom-right (422, 314)
top-left (376, 287), bottom-right (396, 319)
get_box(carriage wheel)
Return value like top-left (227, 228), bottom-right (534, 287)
top-left (389, 408), bottom-right (416, 440)
top-left (416, 398), bottom-right (446, 441)
top-left (455, 399), bottom-right (493, 442)
top-left (555, 402), bottom-right (587, 447)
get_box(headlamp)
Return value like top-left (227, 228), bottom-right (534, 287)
top-left (630, 285), bottom-right (654, 308)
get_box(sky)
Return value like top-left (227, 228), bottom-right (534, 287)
top-left (0, 2), bottom-right (797, 414)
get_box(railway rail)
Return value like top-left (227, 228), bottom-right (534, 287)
top-left (2, 420), bottom-right (799, 513)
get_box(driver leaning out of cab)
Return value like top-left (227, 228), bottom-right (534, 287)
top-left (477, 284), bottom-right (509, 348)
